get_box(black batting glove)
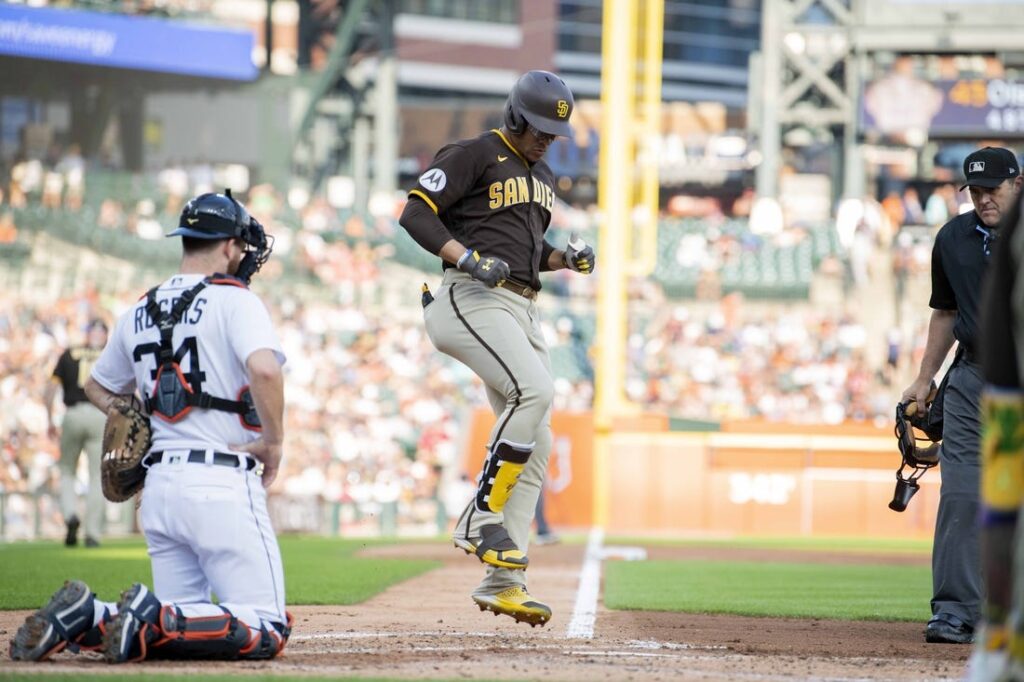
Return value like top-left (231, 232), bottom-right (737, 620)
top-left (457, 249), bottom-right (510, 288)
top-left (563, 232), bottom-right (595, 274)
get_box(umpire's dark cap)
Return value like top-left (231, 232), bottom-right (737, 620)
top-left (960, 146), bottom-right (1020, 190)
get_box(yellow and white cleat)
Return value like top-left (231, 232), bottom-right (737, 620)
top-left (472, 586), bottom-right (551, 628)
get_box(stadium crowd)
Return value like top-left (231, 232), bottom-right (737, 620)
top-left (0, 146), bottom-right (929, 538)
top-left (0, 277), bottom-right (919, 539)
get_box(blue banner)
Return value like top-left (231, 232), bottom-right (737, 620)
top-left (0, 4), bottom-right (256, 81)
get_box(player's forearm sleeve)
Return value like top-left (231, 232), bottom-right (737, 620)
top-left (539, 239), bottom-right (557, 272)
top-left (400, 197), bottom-right (455, 255)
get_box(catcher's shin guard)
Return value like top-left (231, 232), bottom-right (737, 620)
top-left (476, 440), bottom-right (532, 514)
top-left (10, 580), bottom-right (109, 661)
top-left (152, 607), bottom-right (293, 660)
top-left (104, 584), bottom-right (292, 663)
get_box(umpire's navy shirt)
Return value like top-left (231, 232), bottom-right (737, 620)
top-left (930, 210), bottom-right (992, 353)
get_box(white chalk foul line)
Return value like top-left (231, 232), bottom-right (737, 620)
top-left (565, 525), bottom-right (604, 639)
top-left (291, 630), bottom-right (503, 641)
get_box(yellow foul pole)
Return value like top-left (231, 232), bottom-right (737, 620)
top-left (594, 0), bottom-right (662, 528)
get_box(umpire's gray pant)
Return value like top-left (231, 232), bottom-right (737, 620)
top-left (931, 359), bottom-right (984, 626)
top-left (425, 269), bottom-right (553, 593)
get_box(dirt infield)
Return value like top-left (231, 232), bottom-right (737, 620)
top-left (1, 542), bottom-right (970, 680)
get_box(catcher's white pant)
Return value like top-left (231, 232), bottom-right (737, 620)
top-left (140, 450), bottom-right (286, 629)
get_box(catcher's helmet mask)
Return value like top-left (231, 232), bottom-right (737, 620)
top-left (167, 189), bottom-right (274, 283)
top-left (503, 70), bottom-right (575, 138)
top-left (889, 396), bottom-right (941, 512)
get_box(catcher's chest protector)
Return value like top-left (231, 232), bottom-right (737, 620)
top-left (144, 277), bottom-right (261, 430)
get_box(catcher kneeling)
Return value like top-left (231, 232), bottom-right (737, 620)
top-left (10, 191), bottom-right (292, 664)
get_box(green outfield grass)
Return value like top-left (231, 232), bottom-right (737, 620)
top-left (604, 558), bottom-right (931, 621)
top-left (0, 535), bottom-right (440, 610)
top-left (606, 535), bottom-right (932, 555)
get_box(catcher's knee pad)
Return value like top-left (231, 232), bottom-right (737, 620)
top-left (476, 440), bottom-right (532, 513)
top-left (981, 389), bottom-right (1024, 517)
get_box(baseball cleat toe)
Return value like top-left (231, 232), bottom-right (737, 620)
top-left (472, 586), bottom-right (551, 627)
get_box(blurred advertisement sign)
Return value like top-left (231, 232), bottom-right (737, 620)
top-left (863, 74), bottom-right (1024, 137)
top-left (861, 0), bottom-right (1024, 27)
top-left (780, 174), bottom-right (832, 225)
top-left (0, 4), bottom-right (256, 81)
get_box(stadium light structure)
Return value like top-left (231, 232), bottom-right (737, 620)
top-left (753, 0), bottom-right (1024, 206)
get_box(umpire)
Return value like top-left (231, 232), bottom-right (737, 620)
top-left (44, 318), bottom-right (108, 547)
top-left (399, 70), bottom-right (594, 627)
top-left (902, 146), bottom-right (1022, 644)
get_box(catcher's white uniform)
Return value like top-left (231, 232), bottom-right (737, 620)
top-left (91, 272), bottom-right (287, 631)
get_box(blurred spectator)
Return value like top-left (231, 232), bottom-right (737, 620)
top-left (58, 144), bottom-right (86, 211)
top-left (925, 184), bottom-right (952, 227)
top-left (0, 211), bottom-right (17, 243)
top-left (11, 154), bottom-right (43, 206)
top-left (881, 190), bottom-right (906, 231)
top-left (902, 187), bottom-right (925, 225)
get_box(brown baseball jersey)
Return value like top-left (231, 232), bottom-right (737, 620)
top-left (404, 129), bottom-right (558, 291)
top-left (52, 347), bottom-right (103, 407)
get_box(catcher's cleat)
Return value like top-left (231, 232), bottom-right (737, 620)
top-left (104, 583), bottom-right (161, 663)
top-left (10, 580), bottom-right (95, 661)
top-left (453, 523), bottom-right (529, 570)
top-left (472, 586), bottom-right (551, 628)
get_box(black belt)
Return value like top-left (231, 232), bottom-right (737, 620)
top-left (147, 450), bottom-right (256, 471)
top-left (497, 278), bottom-right (538, 300)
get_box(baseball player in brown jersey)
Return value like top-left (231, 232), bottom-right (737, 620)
top-left (399, 70), bottom-right (594, 626)
top-left (970, 191), bottom-right (1024, 680)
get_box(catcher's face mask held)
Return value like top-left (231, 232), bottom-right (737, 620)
top-left (890, 395), bottom-right (941, 512)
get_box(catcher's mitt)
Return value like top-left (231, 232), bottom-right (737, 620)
top-left (101, 397), bottom-right (152, 502)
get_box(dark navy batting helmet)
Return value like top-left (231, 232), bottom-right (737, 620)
top-left (503, 70), bottom-right (574, 138)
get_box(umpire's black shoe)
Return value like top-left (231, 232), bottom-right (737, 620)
top-left (64, 515), bottom-right (80, 547)
top-left (925, 614), bottom-right (975, 644)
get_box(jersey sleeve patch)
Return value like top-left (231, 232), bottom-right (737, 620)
top-left (418, 168), bottom-right (448, 193)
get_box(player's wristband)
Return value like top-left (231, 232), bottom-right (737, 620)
top-left (457, 249), bottom-right (478, 272)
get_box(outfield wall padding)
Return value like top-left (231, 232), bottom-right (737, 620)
top-left (464, 410), bottom-right (939, 539)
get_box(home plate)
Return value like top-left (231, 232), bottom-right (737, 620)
top-left (601, 546), bottom-right (647, 561)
